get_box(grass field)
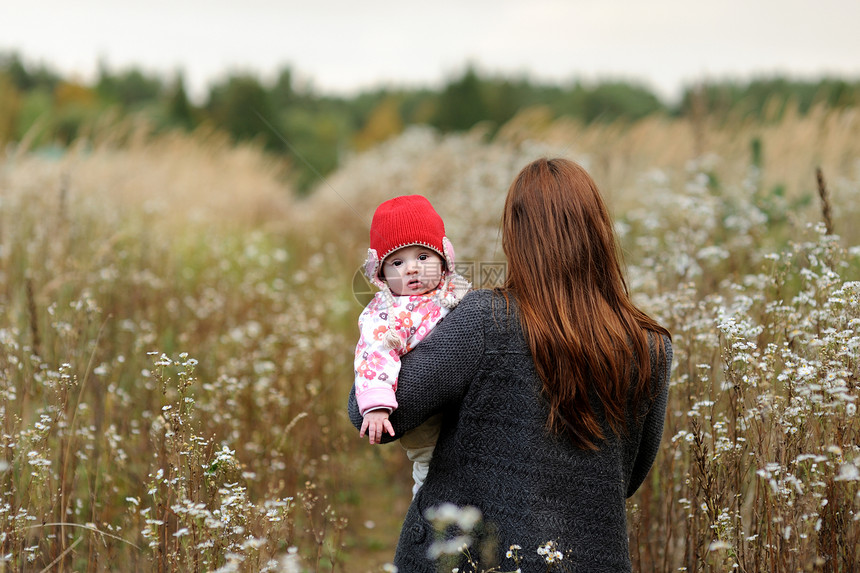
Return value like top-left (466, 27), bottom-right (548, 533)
top-left (1, 106), bottom-right (858, 571)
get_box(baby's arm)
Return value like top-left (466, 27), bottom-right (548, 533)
top-left (354, 295), bottom-right (447, 442)
top-left (348, 291), bottom-right (486, 442)
top-left (354, 299), bottom-right (404, 419)
top-left (360, 409), bottom-right (395, 445)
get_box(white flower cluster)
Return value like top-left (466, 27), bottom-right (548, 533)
top-left (424, 503), bottom-right (482, 532)
top-left (537, 540), bottom-right (563, 564)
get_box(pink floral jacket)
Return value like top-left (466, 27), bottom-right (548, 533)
top-left (353, 290), bottom-right (450, 416)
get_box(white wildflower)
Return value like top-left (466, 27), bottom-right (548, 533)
top-left (835, 463), bottom-right (859, 481)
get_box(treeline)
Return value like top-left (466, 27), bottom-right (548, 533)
top-left (2, 52), bottom-right (859, 192)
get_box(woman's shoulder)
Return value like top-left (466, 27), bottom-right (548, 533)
top-left (452, 289), bottom-right (525, 347)
top-left (650, 330), bottom-right (673, 377)
top-left (456, 289), bottom-right (515, 316)
top-left (647, 330), bottom-right (673, 362)
top-left (459, 288), bottom-right (492, 306)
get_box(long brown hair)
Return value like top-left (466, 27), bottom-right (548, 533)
top-left (502, 158), bottom-right (670, 450)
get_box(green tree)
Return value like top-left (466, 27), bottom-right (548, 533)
top-left (269, 67), bottom-right (295, 110)
top-left (581, 82), bottom-right (664, 123)
top-left (15, 88), bottom-right (53, 142)
top-left (0, 73), bottom-right (21, 146)
top-left (485, 78), bottom-right (530, 127)
top-left (277, 105), bottom-right (350, 193)
top-left (0, 51), bottom-right (60, 93)
top-left (167, 72), bottom-right (195, 130)
top-left (96, 63), bottom-right (163, 109)
top-left (206, 73), bottom-right (275, 147)
top-left (432, 66), bottom-right (491, 131)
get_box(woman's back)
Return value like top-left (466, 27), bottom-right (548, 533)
top-left (349, 289), bottom-right (672, 572)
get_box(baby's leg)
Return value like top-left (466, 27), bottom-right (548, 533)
top-left (405, 445), bottom-right (434, 499)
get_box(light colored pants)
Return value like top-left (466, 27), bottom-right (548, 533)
top-left (401, 413), bottom-right (442, 498)
top-left (405, 444), bottom-right (434, 498)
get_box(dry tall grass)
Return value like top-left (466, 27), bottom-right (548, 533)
top-left (1, 107), bottom-right (858, 571)
top-left (498, 104), bottom-right (860, 224)
top-left (1, 126), bottom-right (358, 571)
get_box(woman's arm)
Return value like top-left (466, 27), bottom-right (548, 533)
top-left (347, 290), bottom-right (489, 441)
top-left (626, 334), bottom-right (673, 497)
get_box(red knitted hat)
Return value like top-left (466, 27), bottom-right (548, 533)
top-left (369, 195), bottom-right (446, 263)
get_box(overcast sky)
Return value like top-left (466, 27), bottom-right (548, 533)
top-left (3, 0), bottom-right (859, 103)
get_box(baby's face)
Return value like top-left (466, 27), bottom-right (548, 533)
top-left (382, 245), bottom-right (444, 296)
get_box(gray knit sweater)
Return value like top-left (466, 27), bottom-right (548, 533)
top-left (347, 289), bottom-right (672, 572)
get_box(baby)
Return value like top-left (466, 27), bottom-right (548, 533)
top-left (354, 194), bottom-right (470, 497)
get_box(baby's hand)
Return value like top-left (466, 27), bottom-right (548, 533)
top-left (360, 410), bottom-right (395, 445)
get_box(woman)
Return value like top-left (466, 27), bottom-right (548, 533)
top-left (348, 157), bottom-right (672, 572)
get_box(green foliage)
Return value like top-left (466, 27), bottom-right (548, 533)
top-left (0, 51), bottom-right (60, 93)
top-left (165, 72), bottom-right (195, 130)
top-left (206, 73), bottom-right (275, 146)
top-left (52, 104), bottom-right (93, 145)
top-left (432, 66), bottom-right (493, 131)
top-left (96, 63), bottom-right (164, 110)
top-left (276, 105), bottom-right (351, 193)
top-left (678, 76), bottom-right (860, 120)
top-left (269, 67), bottom-right (295, 110)
top-left (484, 78), bottom-right (531, 126)
top-left (0, 73), bottom-right (20, 145)
top-left (427, 69), bottom-right (667, 132)
top-left (15, 88), bottom-right (53, 140)
top-left (580, 81), bottom-right (664, 123)
top-left (2, 50), bottom-right (860, 197)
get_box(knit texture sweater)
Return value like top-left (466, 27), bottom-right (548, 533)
top-left (347, 289), bottom-right (672, 572)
